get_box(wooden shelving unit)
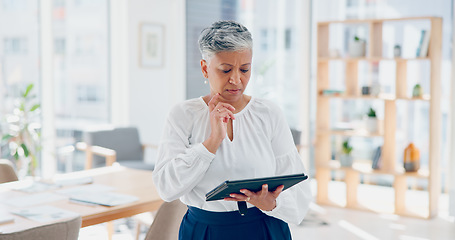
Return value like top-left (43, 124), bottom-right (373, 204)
top-left (315, 17), bottom-right (442, 218)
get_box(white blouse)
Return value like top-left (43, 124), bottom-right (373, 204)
top-left (152, 97), bottom-right (312, 225)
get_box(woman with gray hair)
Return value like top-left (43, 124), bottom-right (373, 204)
top-left (153, 20), bottom-right (311, 239)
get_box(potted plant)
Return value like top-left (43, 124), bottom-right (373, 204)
top-left (1, 83), bottom-right (41, 178)
top-left (412, 83), bottom-right (423, 98)
top-left (348, 35), bottom-right (366, 57)
top-left (340, 139), bottom-right (353, 167)
top-left (365, 107), bottom-right (378, 133)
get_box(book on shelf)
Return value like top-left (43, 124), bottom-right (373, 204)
top-left (320, 89), bottom-right (344, 96)
top-left (420, 30), bottom-right (431, 57)
top-left (371, 146), bottom-right (382, 170)
top-left (416, 30), bottom-right (431, 57)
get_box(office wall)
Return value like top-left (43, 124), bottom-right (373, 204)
top-left (128, 0), bottom-right (186, 163)
top-left (186, 1), bottom-right (221, 99)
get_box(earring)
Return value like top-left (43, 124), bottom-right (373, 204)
top-left (204, 80), bottom-right (208, 84)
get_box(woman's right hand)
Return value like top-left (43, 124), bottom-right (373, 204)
top-left (203, 93), bottom-right (235, 153)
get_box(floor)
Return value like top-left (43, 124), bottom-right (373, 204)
top-left (78, 180), bottom-right (455, 240)
top-left (290, 204), bottom-right (455, 240)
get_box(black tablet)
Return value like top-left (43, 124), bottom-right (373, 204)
top-left (205, 173), bottom-right (308, 201)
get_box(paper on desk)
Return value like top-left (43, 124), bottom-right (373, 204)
top-left (0, 214), bottom-right (14, 225)
top-left (2, 193), bottom-right (67, 208)
top-left (54, 176), bottom-right (93, 187)
top-left (11, 177), bottom-right (93, 193)
top-left (69, 192), bottom-right (139, 207)
top-left (56, 184), bottom-right (114, 196)
top-left (13, 182), bottom-right (60, 193)
top-left (11, 205), bottom-right (79, 222)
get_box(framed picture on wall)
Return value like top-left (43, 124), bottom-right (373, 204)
top-left (140, 23), bottom-right (164, 68)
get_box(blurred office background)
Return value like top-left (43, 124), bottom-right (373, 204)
top-left (1, 1), bottom-right (455, 238)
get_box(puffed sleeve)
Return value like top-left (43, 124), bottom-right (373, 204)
top-left (262, 105), bottom-right (312, 225)
top-left (152, 104), bottom-right (215, 202)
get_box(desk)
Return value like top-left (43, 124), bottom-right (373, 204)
top-left (0, 166), bottom-right (163, 233)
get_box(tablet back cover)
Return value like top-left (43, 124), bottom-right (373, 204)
top-left (206, 173), bottom-right (308, 201)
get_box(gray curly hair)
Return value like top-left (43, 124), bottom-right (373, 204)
top-left (198, 20), bottom-right (253, 62)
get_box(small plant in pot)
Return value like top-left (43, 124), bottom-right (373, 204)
top-left (2, 83), bottom-right (41, 178)
top-left (340, 139), bottom-right (353, 167)
top-left (365, 107), bottom-right (378, 133)
top-left (412, 83), bottom-right (423, 98)
top-left (348, 35), bottom-right (366, 57)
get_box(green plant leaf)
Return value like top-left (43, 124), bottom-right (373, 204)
top-left (23, 83), bottom-right (34, 98)
top-left (30, 104), bottom-right (40, 112)
top-left (5, 82), bottom-right (41, 170)
top-left (19, 102), bottom-right (25, 111)
top-left (2, 134), bottom-right (13, 141)
top-left (342, 139), bottom-right (353, 154)
top-left (30, 155), bottom-right (37, 176)
top-left (367, 107), bottom-right (376, 117)
top-left (21, 143), bottom-right (29, 157)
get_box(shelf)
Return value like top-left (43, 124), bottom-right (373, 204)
top-left (397, 95), bottom-right (431, 101)
top-left (319, 93), bottom-right (395, 100)
top-left (394, 168), bottom-right (430, 178)
top-left (319, 93), bottom-right (431, 101)
top-left (317, 16), bottom-right (439, 25)
top-left (325, 129), bottom-right (382, 137)
top-left (315, 17), bottom-right (442, 219)
top-left (317, 160), bottom-right (430, 179)
top-left (318, 57), bottom-right (430, 62)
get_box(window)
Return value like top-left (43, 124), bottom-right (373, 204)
top-left (0, 0), bottom-right (110, 173)
top-left (285, 28), bottom-right (292, 50)
top-left (77, 85), bottom-right (103, 103)
top-left (52, 0), bottom-right (110, 172)
top-left (1, 0), bottom-right (27, 11)
top-left (3, 38), bottom-right (28, 54)
top-left (186, 0), bottom-right (306, 129)
top-left (0, 0), bottom-right (40, 161)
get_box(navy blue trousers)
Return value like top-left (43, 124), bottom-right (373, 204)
top-left (179, 206), bottom-right (292, 240)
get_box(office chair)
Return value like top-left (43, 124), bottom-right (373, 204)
top-left (0, 216), bottom-right (81, 240)
top-left (76, 126), bottom-right (156, 240)
top-left (290, 128), bottom-right (304, 153)
top-left (144, 200), bottom-right (188, 240)
top-left (0, 159), bottom-right (18, 183)
top-left (77, 127), bottom-right (156, 170)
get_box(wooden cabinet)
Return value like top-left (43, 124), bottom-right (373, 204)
top-left (315, 17), bottom-right (442, 218)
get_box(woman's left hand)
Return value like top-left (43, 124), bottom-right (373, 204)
top-left (224, 184), bottom-right (284, 211)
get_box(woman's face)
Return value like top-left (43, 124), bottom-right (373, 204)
top-left (201, 50), bottom-right (252, 105)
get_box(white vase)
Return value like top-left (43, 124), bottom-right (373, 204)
top-left (370, 82), bottom-right (381, 96)
top-left (16, 157), bottom-right (31, 180)
top-left (348, 40), bottom-right (366, 57)
top-left (365, 117), bottom-right (378, 133)
top-left (339, 154), bottom-right (353, 167)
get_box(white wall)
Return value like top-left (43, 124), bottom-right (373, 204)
top-left (128, 0), bottom-right (186, 163)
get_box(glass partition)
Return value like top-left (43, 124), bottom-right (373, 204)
top-left (51, 0), bottom-right (110, 172)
